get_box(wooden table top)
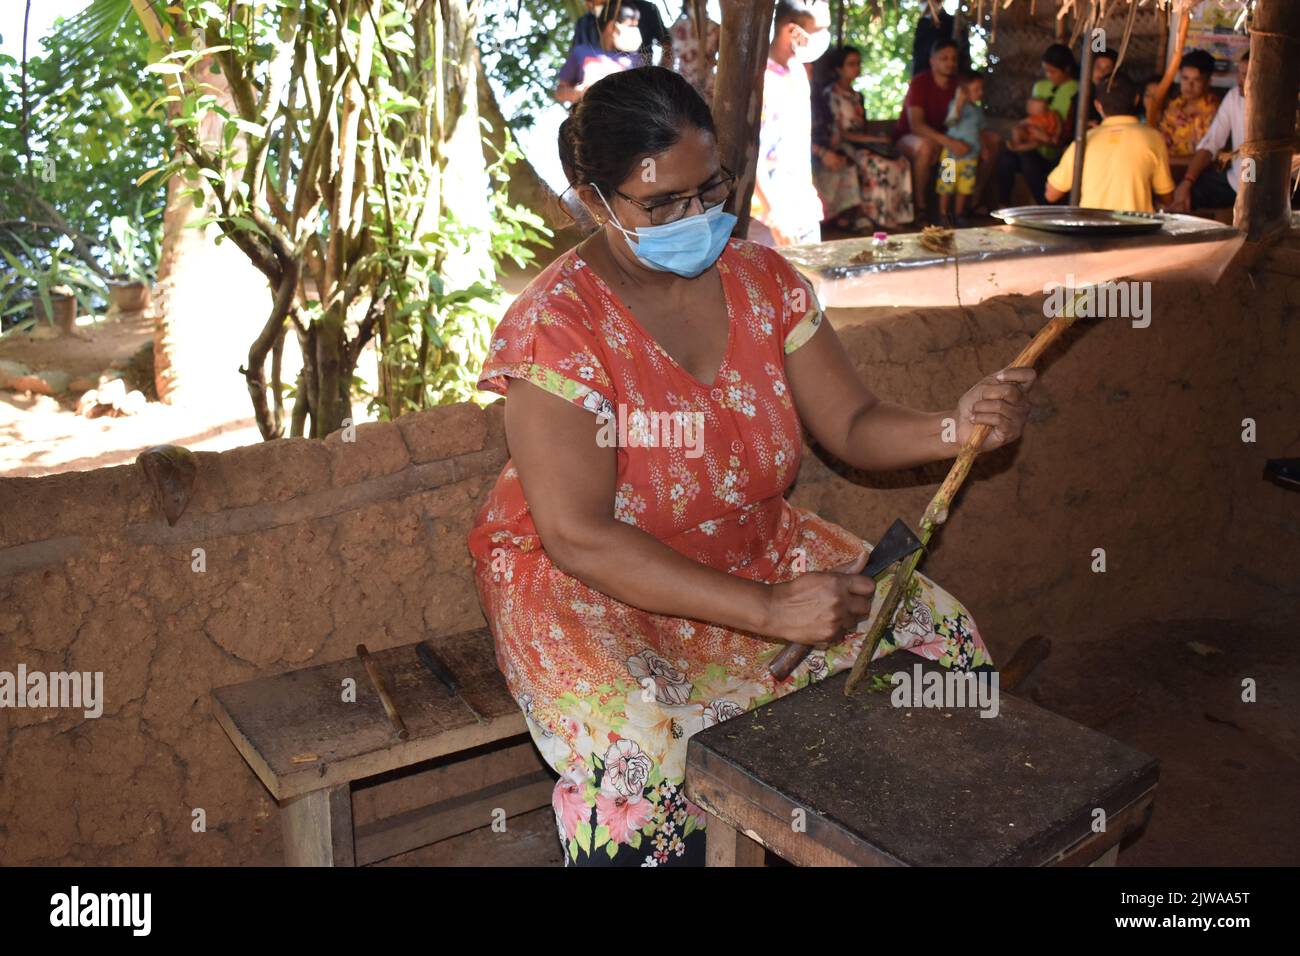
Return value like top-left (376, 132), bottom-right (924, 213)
top-left (685, 652), bottom-right (1159, 866)
top-left (211, 627), bottom-right (525, 800)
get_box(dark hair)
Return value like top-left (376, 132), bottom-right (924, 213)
top-left (930, 37), bottom-right (958, 58)
top-left (960, 69), bottom-right (985, 85)
top-left (1179, 48), bottom-right (1216, 79)
top-left (826, 44), bottom-right (860, 73)
top-left (1094, 72), bottom-right (1139, 117)
top-left (558, 66), bottom-right (716, 197)
top-left (1042, 42), bottom-right (1077, 75)
top-left (774, 0), bottom-right (814, 29)
top-left (599, 2), bottom-right (640, 28)
top-left (1094, 48), bottom-right (1119, 65)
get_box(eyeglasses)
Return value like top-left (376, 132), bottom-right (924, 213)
top-left (611, 167), bottom-right (737, 226)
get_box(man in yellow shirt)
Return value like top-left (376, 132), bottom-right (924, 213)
top-left (1045, 73), bottom-right (1175, 211)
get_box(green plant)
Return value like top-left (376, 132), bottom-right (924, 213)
top-left (369, 120), bottom-right (551, 417)
top-left (0, 0), bottom-right (168, 291)
top-left (105, 201), bottom-right (161, 283)
top-left (0, 235), bottom-right (108, 333)
top-left (143, 0), bottom-right (535, 439)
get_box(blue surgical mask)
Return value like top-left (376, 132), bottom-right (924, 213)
top-left (592, 184), bottom-right (737, 278)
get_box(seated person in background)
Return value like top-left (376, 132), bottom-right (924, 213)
top-left (1046, 73), bottom-right (1175, 212)
top-left (937, 70), bottom-right (986, 227)
top-left (894, 38), bottom-right (964, 224)
top-left (577, 0), bottom-right (673, 64)
top-left (556, 3), bottom-right (646, 104)
top-left (1171, 49), bottom-right (1249, 212)
top-left (1156, 49), bottom-right (1220, 157)
top-left (1083, 48), bottom-right (1119, 127)
top-left (1009, 96), bottom-right (1062, 152)
top-left (910, 3), bottom-right (969, 77)
top-left (996, 43), bottom-right (1077, 205)
top-left (814, 44), bottom-right (914, 231)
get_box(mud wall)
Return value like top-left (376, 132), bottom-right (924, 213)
top-left (1, 248), bottom-right (1296, 865)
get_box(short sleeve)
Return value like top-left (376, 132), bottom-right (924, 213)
top-left (477, 281), bottom-right (617, 419)
top-left (756, 245), bottom-right (824, 356)
top-left (1150, 134), bottom-right (1176, 195)
top-left (1046, 142), bottom-right (1076, 194)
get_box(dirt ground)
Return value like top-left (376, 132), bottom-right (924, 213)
top-left (0, 312), bottom-right (264, 477)
top-left (380, 617), bottom-right (1298, 867)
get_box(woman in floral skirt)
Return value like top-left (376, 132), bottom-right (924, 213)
top-left (467, 67), bottom-right (1035, 866)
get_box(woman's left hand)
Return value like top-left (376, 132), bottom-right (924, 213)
top-left (953, 367), bottom-right (1037, 451)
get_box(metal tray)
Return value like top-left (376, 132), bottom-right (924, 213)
top-left (991, 205), bottom-right (1168, 235)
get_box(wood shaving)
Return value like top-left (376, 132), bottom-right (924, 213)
top-left (919, 225), bottom-right (956, 253)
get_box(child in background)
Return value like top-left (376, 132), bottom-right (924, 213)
top-left (936, 71), bottom-right (985, 227)
top-left (1009, 96), bottom-right (1063, 152)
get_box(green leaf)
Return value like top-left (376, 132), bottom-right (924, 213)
top-left (576, 821), bottom-right (593, 854)
top-left (143, 62), bottom-right (184, 75)
top-left (592, 824), bottom-right (609, 850)
top-left (605, 840), bottom-right (619, 860)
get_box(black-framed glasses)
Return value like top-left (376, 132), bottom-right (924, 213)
top-left (611, 166), bottom-right (737, 226)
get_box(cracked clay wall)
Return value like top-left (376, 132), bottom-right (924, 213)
top-left (1, 258), bottom-right (1296, 865)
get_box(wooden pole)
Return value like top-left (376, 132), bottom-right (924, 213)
top-left (714, 0), bottom-right (777, 238)
top-left (1150, 5), bottom-right (1189, 128)
top-left (1234, 0), bottom-right (1300, 241)
top-left (1070, 28), bottom-right (1095, 206)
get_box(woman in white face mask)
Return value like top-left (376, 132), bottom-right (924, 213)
top-left (555, 3), bottom-right (647, 105)
top-left (470, 66), bottom-right (1037, 867)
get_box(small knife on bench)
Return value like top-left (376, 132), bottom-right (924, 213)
top-left (417, 640), bottom-right (486, 725)
top-left (768, 518), bottom-right (925, 681)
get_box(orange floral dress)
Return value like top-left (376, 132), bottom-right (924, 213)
top-left (467, 238), bottom-right (992, 866)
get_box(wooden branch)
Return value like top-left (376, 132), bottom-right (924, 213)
top-left (843, 307), bottom-right (1082, 696)
top-left (0, 175), bottom-right (111, 278)
top-left (713, 0), bottom-right (777, 238)
top-left (1150, 5), bottom-right (1190, 125)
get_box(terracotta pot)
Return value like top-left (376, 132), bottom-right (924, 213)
top-left (109, 280), bottom-right (151, 314)
top-left (34, 287), bottom-right (79, 334)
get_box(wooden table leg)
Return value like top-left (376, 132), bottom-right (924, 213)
top-left (704, 812), bottom-right (766, 867)
top-left (280, 784), bottom-right (355, 866)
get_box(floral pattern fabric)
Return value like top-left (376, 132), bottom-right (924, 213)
top-left (820, 84), bottom-right (915, 229)
top-left (467, 238), bottom-right (992, 866)
top-left (1158, 92), bottom-right (1221, 157)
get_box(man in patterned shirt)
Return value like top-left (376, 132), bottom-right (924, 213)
top-left (1156, 49), bottom-right (1221, 158)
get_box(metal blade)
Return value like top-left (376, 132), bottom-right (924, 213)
top-left (862, 518), bottom-right (923, 579)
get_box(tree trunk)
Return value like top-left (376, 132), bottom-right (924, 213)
top-left (151, 58), bottom-right (273, 410)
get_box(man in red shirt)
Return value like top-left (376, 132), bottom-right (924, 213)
top-left (895, 38), bottom-right (970, 223)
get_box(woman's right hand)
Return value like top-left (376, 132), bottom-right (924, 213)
top-left (762, 550), bottom-right (875, 646)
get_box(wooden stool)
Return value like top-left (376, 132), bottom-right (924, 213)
top-left (212, 627), bottom-right (553, 865)
top-left (685, 652), bottom-right (1158, 867)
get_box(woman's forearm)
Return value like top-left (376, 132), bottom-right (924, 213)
top-left (546, 518), bottom-right (776, 638)
top-left (841, 400), bottom-right (955, 470)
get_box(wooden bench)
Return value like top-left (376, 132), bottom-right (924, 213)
top-left (212, 626), bottom-right (554, 865)
top-left (685, 652), bottom-right (1159, 867)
